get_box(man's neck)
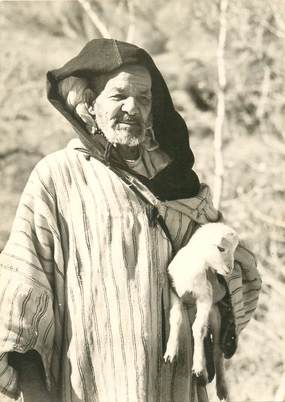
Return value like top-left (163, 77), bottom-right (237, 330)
top-left (116, 144), bottom-right (140, 161)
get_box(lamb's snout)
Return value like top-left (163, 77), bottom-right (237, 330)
top-left (226, 254), bottom-right (235, 272)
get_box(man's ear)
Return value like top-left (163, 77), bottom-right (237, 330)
top-left (87, 103), bottom-right (96, 116)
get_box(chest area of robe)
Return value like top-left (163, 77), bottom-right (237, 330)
top-left (48, 150), bottom-right (196, 402)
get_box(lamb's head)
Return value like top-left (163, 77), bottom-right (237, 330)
top-left (197, 223), bottom-right (239, 276)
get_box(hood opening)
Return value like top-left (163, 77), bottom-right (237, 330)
top-left (47, 38), bottom-right (200, 200)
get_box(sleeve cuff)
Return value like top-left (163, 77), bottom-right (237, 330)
top-left (0, 354), bottom-right (20, 399)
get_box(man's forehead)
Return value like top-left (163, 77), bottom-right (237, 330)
top-left (94, 65), bottom-right (152, 94)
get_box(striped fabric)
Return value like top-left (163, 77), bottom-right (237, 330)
top-left (226, 243), bottom-right (261, 335)
top-left (0, 141), bottom-right (261, 402)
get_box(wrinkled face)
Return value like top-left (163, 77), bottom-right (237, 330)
top-left (93, 65), bottom-right (152, 147)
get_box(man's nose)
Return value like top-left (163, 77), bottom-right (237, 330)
top-left (121, 97), bottom-right (138, 115)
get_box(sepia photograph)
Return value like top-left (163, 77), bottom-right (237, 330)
top-left (0, 1), bottom-right (284, 401)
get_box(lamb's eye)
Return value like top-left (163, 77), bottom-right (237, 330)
top-left (217, 246), bottom-right (225, 252)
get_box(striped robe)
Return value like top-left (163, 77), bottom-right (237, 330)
top-left (0, 141), bottom-right (261, 402)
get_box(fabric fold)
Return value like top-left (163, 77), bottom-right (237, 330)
top-left (0, 167), bottom-right (58, 397)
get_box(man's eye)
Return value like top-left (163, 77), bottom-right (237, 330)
top-left (110, 94), bottom-right (125, 100)
top-left (139, 96), bottom-right (151, 104)
top-left (217, 246), bottom-right (225, 252)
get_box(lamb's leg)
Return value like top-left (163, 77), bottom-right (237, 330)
top-left (164, 290), bottom-right (183, 363)
top-left (192, 298), bottom-right (212, 383)
top-left (209, 305), bottom-right (229, 401)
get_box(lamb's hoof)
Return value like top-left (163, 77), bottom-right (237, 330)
top-left (163, 351), bottom-right (177, 363)
top-left (164, 341), bottom-right (178, 363)
top-left (192, 368), bottom-right (208, 386)
top-left (216, 382), bottom-right (228, 401)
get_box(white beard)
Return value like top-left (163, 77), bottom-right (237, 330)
top-left (101, 123), bottom-right (147, 147)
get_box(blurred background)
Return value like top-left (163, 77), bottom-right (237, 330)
top-left (0, 0), bottom-right (284, 401)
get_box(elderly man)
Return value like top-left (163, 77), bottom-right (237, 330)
top-left (0, 39), bottom-right (260, 402)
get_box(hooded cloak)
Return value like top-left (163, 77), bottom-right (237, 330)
top-left (47, 38), bottom-right (200, 201)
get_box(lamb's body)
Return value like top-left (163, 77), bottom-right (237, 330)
top-left (164, 222), bottom-right (239, 401)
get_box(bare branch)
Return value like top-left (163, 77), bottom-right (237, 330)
top-left (259, 19), bottom-right (285, 39)
top-left (59, 14), bottom-right (78, 39)
top-left (256, 65), bottom-right (271, 120)
top-left (77, 0), bottom-right (111, 39)
top-left (213, 0), bottom-right (228, 210)
top-left (126, 0), bottom-right (135, 43)
top-left (269, 1), bottom-right (285, 38)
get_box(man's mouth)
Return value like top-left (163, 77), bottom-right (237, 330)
top-left (118, 119), bottom-right (140, 126)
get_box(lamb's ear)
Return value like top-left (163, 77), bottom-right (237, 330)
top-left (222, 231), bottom-right (239, 244)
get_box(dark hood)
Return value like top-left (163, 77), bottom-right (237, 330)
top-left (47, 38), bottom-right (200, 201)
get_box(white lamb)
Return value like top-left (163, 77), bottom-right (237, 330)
top-left (164, 222), bottom-right (239, 401)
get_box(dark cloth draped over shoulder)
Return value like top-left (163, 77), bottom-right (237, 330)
top-left (46, 38), bottom-right (200, 201)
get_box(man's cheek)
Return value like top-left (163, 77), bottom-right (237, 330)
top-left (110, 104), bottom-right (123, 119)
top-left (97, 110), bottom-right (112, 127)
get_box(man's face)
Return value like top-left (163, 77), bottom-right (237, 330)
top-left (93, 65), bottom-right (152, 147)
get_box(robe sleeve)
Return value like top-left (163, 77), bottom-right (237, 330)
top-left (198, 186), bottom-right (262, 356)
top-left (218, 240), bottom-right (262, 358)
top-left (0, 164), bottom-right (59, 398)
